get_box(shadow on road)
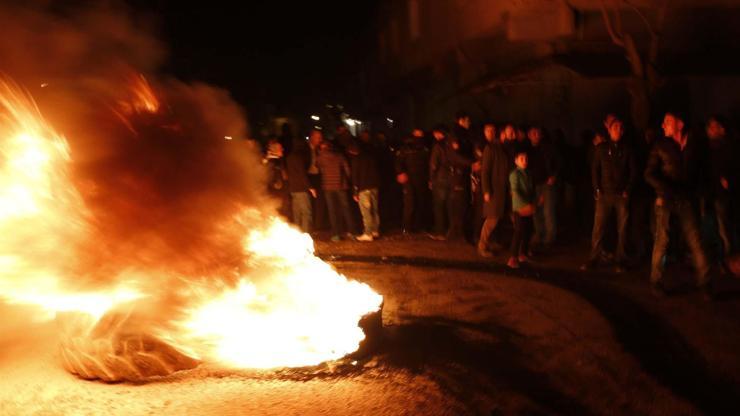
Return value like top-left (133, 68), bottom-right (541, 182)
top-left (327, 254), bottom-right (740, 416)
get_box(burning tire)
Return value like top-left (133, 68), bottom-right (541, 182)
top-left (56, 310), bottom-right (199, 382)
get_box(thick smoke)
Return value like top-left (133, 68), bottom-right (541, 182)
top-left (0, 1), bottom-right (271, 288)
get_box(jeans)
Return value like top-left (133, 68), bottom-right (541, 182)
top-left (290, 192), bottom-right (312, 233)
top-left (703, 196), bottom-right (732, 259)
top-left (589, 193), bottom-right (629, 264)
top-left (511, 213), bottom-right (533, 258)
top-left (651, 199), bottom-right (710, 286)
top-left (324, 190), bottom-right (356, 237)
top-left (534, 184), bottom-right (557, 246)
top-left (432, 184), bottom-right (449, 235)
top-left (357, 188), bottom-right (380, 235)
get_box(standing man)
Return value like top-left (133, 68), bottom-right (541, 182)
top-left (307, 128), bottom-right (327, 230)
top-left (704, 115), bottom-right (735, 262)
top-left (645, 112), bottom-right (713, 297)
top-left (429, 124), bottom-right (451, 240)
top-left (528, 127), bottom-right (561, 250)
top-left (317, 141), bottom-right (356, 242)
top-left (395, 128), bottom-right (430, 234)
top-left (581, 117), bottom-right (637, 273)
top-left (285, 138), bottom-right (316, 233)
top-left (478, 122), bottom-right (510, 257)
top-left (350, 135), bottom-right (381, 242)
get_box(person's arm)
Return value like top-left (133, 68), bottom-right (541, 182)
top-left (591, 145), bottom-right (602, 197)
top-left (481, 145), bottom-right (492, 200)
top-left (626, 147), bottom-right (637, 197)
top-left (644, 143), bottom-right (671, 200)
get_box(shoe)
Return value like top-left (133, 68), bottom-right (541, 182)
top-left (650, 282), bottom-right (667, 298)
top-left (477, 247), bottom-right (493, 258)
top-left (517, 255), bottom-right (532, 264)
top-left (371, 232), bottom-right (380, 238)
top-left (507, 257), bottom-right (520, 269)
top-left (344, 233), bottom-right (357, 241)
top-left (330, 235), bottom-right (341, 242)
top-left (356, 233), bottom-right (373, 242)
top-left (580, 260), bottom-right (597, 271)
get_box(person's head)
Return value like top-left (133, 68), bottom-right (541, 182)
top-left (706, 115), bottom-right (727, 140)
top-left (604, 113), bottom-right (617, 130)
top-left (483, 122), bottom-right (496, 142)
top-left (514, 151), bottom-right (528, 169)
top-left (515, 127), bottom-right (526, 142)
top-left (309, 128), bottom-right (323, 147)
top-left (411, 128), bottom-right (425, 139)
top-left (527, 127), bottom-right (542, 146)
top-left (501, 124), bottom-right (516, 142)
top-left (456, 111), bottom-right (471, 129)
top-left (359, 129), bottom-right (371, 143)
top-left (608, 118), bottom-right (624, 142)
top-left (662, 112), bottom-right (686, 140)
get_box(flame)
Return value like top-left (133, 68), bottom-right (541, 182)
top-left (0, 76), bottom-right (382, 370)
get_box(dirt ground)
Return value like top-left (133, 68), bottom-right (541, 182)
top-left (2, 234), bottom-right (740, 415)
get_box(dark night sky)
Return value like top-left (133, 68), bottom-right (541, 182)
top-left (129, 1), bottom-right (379, 119)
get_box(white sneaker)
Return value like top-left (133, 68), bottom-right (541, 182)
top-left (356, 233), bottom-right (374, 242)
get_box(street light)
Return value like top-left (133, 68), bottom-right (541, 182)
top-left (311, 115), bottom-right (320, 121)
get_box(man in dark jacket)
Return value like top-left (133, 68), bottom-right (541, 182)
top-left (645, 112), bottom-right (712, 297)
top-left (395, 129), bottom-right (430, 233)
top-left (428, 125), bottom-right (450, 239)
top-left (581, 117), bottom-right (637, 272)
top-left (528, 127), bottom-right (561, 250)
top-left (446, 135), bottom-right (476, 241)
top-left (349, 135), bottom-right (381, 241)
top-left (285, 139), bottom-right (316, 233)
top-left (704, 116), bottom-right (735, 261)
top-left (478, 122), bottom-right (510, 256)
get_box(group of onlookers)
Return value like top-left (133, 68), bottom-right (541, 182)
top-left (263, 110), bottom-right (739, 299)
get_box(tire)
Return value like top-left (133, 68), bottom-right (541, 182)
top-left (56, 310), bottom-right (199, 382)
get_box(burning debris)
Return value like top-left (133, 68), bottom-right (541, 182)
top-left (0, 2), bottom-right (381, 382)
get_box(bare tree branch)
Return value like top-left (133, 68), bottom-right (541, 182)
top-left (600, 0), bottom-right (625, 47)
top-left (625, 0), bottom-right (656, 37)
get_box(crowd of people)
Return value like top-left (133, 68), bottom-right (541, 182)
top-left (263, 110), bottom-right (739, 299)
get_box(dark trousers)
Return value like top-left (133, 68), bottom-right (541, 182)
top-left (651, 199), bottom-right (710, 286)
top-left (478, 216), bottom-right (501, 250)
top-left (447, 188), bottom-right (466, 240)
top-left (324, 190), bottom-right (355, 237)
top-left (432, 184), bottom-right (449, 235)
top-left (630, 193), bottom-right (653, 262)
top-left (590, 194), bottom-right (629, 264)
top-left (703, 196), bottom-right (733, 259)
top-left (510, 213), bottom-right (533, 258)
top-left (309, 174), bottom-right (328, 230)
top-left (402, 181), bottom-right (428, 232)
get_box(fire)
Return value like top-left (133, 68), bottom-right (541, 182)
top-left (0, 76), bottom-right (382, 375)
top-left (172, 217), bottom-right (383, 368)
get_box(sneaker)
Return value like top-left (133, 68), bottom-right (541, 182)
top-left (344, 233), bottom-right (357, 241)
top-left (477, 247), bottom-right (493, 258)
top-left (371, 232), bottom-right (380, 238)
top-left (507, 257), bottom-right (520, 269)
top-left (330, 235), bottom-right (341, 242)
top-left (356, 233), bottom-right (374, 242)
